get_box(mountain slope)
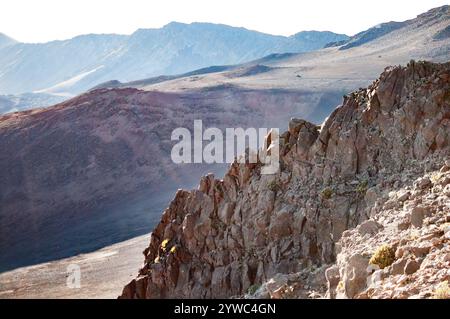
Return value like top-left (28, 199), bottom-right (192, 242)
top-left (0, 23), bottom-right (348, 96)
top-left (0, 85), bottom-right (338, 272)
top-left (120, 60), bottom-right (450, 299)
top-left (290, 31), bottom-right (350, 51)
top-left (116, 5), bottom-right (449, 94)
top-left (0, 6), bottom-right (449, 273)
top-left (0, 93), bottom-right (65, 114)
top-left (0, 33), bottom-right (16, 49)
top-left (325, 5), bottom-right (449, 51)
top-left (1, 5), bottom-right (447, 111)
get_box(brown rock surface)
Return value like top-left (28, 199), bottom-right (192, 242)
top-left (0, 85), bottom-right (334, 271)
top-left (120, 61), bottom-right (450, 299)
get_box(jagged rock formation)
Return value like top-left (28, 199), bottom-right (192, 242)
top-left (327, 162), bottom-right (450, 299)
top-left (120, 60), bottom-right (450, 299)
top-left (0, 84), bottom-right (335, 272)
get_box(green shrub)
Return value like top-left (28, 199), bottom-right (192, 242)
top-left (161, 239), bottom-right (170, 252)
top-left (268, 180), bottom-right (280, 192)
top-left (321, 187), bottom-right (333, 199)
top-left (433, 281), bottom-right (450, 299)
top-left (369, 244), bottom-right (395, 269)
top-left (248, 284), bottom-right (261, 295)
top-left (356, 180), bottom-right (368, 195)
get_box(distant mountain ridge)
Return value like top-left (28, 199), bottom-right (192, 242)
top-left (0, 93), bottom-right (65, 114)
top-left (327, 5), bottom-right (449, 50)
top-left (0, 23), bottom-right (348, 96)
top-left (0, 33), bottom-right (17, 49)
top-left (95, 5), bottom-right (449, 98)
top-left (2, 5), bottom-right (447, 111)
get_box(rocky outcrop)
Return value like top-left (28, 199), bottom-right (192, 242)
top-left (120, 60), bottom-right (450, 299)
top-left (331, 162), bottom-right (450, 299)
top-left (0, 84), bottom-right (338, 272)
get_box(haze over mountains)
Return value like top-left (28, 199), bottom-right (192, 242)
top-left (0, 23), bottom-right (348, 98)
top-left (106, 5), bottom-right (449, 93)
top-left (0, 33), bottom-right (17, 49)
top-left (0, 92), bottom-right (65, 114)
top-left (0, 5), bottom-right (449, 279)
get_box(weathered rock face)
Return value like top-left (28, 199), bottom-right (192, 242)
top-left (0, 85), bottom-right (337, 271)
top-left (331, 162), bottom-right (450, 299)
top-left (120, 61), bottom-right (450, 299)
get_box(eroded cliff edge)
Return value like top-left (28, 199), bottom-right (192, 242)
top-left (121, 61), bottom-right (450, 299)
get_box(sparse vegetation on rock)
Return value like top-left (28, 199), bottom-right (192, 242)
top-left (321, 187), bottom-right (333, 199)
top-left (267, 180), bottom-right (280, 192)
top-left (161, 239), bottom-right (170, 252)
top-left (121, 61), bottom-right (450, 300)
top-left (248, 284), bottom-right (262, 295)
top-left (369, 245), bottom-right (396, 269)
top-left (433, 281), bottom-right (450, 299)
top-left (355, 180), bottom-right (368, 195)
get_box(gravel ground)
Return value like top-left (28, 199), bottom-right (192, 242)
top-left (0, 234), bottom-right (149, 299)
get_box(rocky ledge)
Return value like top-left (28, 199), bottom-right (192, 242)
top-left (120, 60), bottom-right (450, 299)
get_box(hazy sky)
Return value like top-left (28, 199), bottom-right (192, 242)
top-left (0, 0), bottom-right (448, 43)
